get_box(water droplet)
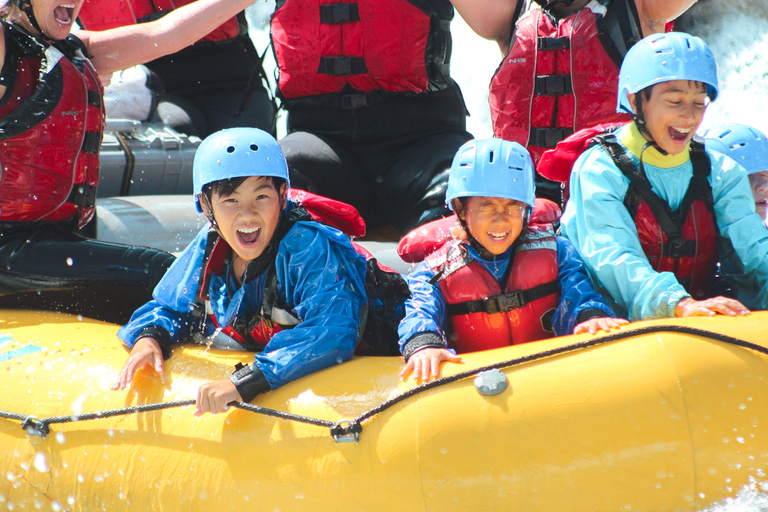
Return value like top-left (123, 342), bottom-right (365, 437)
top-left (55, 432), bottom-right (66, 444)
top-left (33, 452), bottom-right (49, 473)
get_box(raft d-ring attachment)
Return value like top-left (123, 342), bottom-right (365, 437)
top-left (21, 417), bottom-right (50, 438)
top-left (330, 419), bottom-right (361, 443)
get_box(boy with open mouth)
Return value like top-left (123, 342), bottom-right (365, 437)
top-left (112, 128), bottom-right (369, 416)
top-left (561, 32), bottom-right (768, 320)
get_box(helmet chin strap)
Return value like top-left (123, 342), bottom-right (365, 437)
top-left (17, 0), bottom-right (52, 42)
top-left (633, 92), bottom-right (669, 157)
top-left (199, 193), bottom-right (222, 237)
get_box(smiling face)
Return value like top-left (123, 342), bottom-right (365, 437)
top-left (454, 196), bottom-right (527, 256)
top-left (749, 170), bottom-right (768, 221)
top-left (628, 80), bottom-right (709, 155)
top-left (206, 176), bottom-right (286, 276)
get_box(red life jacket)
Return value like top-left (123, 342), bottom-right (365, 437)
top-left (270, 0), bottom-right (453, 105)
top-left (77, 0), bottom-right (242, 43)
top-left (0, 25), bottom-right (103, 228)
top-left (489, 0), bottom-right (640, 164)
top-left (595, 134), bottom-right (718, 299)
top-left (192, 190), bottom-right (408, 355)
top-left (422, 202), bottom-right (561, 353)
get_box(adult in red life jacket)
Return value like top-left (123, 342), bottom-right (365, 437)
top-left (396, 138), bottom-right (626, 383)
top-left (450, 0), bottom-right (698, 204)
top-left (560, 32), bottom-right (768, 321)
top-left (77, 0), bottom-right (276, 138)
top-left (273, 0), bottom-right (472, 233)
top-left (0, 0), bottom-right (274, 324)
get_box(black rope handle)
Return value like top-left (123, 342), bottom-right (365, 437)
top-left (2, 324), bottom-right (766, 439)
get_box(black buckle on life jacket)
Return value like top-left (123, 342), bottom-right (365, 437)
top-left (485, 293), bottom-right (524, 314)
top-left (662, 238), bottom-right (697, 259)
top-left (319, 3), bottom-right (360, 24)
top-left (317, 57), bottom-right (368, 76)
top-left (67, 184), bottom-right (97, 207)
top-left (534, 75), bottom-right (573, 96)
top-left (537, 37), bottom-right (570, 51)
top-left (528, 127), bottom-right (574, 148)
top-left (87, 90), bottom-right (101, 108)
top-left (82, 131), bottom-right (101, 155)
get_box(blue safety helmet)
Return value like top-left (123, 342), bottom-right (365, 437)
top-left (192, 128), bottom-right (289, 213)
top-left (446, 138), bottom-right (536, 209)
top-left (617, 32), bottom-right (719, 115)
top-left (703, 124), bottom-right (768, 175)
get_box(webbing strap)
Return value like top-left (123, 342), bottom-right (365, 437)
top-left (447, 280), bottom-right (559, 316)
top-left (529, 127), bottom-right (575, 148)
top-left (319, 3), bottom-right (360, 23)
top-left (317, 57), bottom-right (368, 76)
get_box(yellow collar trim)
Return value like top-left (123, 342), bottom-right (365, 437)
top-left (617, 123), bottom-right (690, 169)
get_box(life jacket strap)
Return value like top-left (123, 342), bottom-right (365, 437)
top-left (447, 280), bottom-right (559, 316)
top-left (529, 127), bottom-right (575, 148)
top-left (319, 3), bottom-right (360, 24)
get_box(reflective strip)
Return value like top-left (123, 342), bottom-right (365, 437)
top-left (0, 344), bottom-right (43, 362)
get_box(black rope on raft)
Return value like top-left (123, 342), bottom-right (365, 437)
top-left (1, 325), bottom-right (766, 439)
top-left (330, 325), bottom-right (768, 438)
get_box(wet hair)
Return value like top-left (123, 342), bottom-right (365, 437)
top-left (202, 176), bottom-right (286, 204)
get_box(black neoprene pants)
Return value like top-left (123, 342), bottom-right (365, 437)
top-left (0, 223), bottom-right (174, 324)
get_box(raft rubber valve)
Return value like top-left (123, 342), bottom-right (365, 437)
top-left (474, 369), bottom-right (509, 396)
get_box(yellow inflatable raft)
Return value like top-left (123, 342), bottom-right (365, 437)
top-left (2, 308), bottom-right (768, 511)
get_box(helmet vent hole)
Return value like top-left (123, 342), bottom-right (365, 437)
top-left (226, 146), bottom-right (235, 153)
top-left (489, 151), bottom-right (495, 163)
top-left (250, 144), bottom-right (259, 151)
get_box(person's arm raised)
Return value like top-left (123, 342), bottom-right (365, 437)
top-left (635, 0), bottom-right (698, 36)
top-left (449, 0), bottom-right (521, 51)
top-left (75, 0), bottom-right (256, 76)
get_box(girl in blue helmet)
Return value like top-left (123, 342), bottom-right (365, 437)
top-left (561, 33), bottom-right (768, 320)
top-left (113, 128), bottom-right (369, 416)
top-left (397, 138), bottom-right (626, 383)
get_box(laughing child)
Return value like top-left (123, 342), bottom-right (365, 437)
top-left (397, 138), bottom-right (626, 382)
top-left (561, 33), bottom-right (768, 320)
top-left (112, 128), bottom-right (368, 415)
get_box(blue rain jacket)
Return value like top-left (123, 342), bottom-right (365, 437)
top-left (118, 208), bottom-right (368, 390)
top-left (397, 236), bottom-right (616, 350)
top-left (562, 123), bottom-right (768, 320)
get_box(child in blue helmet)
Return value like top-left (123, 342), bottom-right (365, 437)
top-left (397, 138), bottom-right (626, 383)
top-left (704, 124), bottom-right (768, 224)
top-left (703, 123), bottom-right (768, 308)
top-left (561, 33), bottom-right (768, 320)
top-left (113, 128), bottom-right (369, 416)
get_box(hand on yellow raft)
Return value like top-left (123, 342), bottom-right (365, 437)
top-left (572, 316), bottom-right (629, 335)
top-left (112, 336), bottom-right (244, 417)
top-left (111, 336), bottom-right (165, 390)
top-left (675, 296), bottom-right (750, 317)
top-left (400, 347), bottom-right (462, 383)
